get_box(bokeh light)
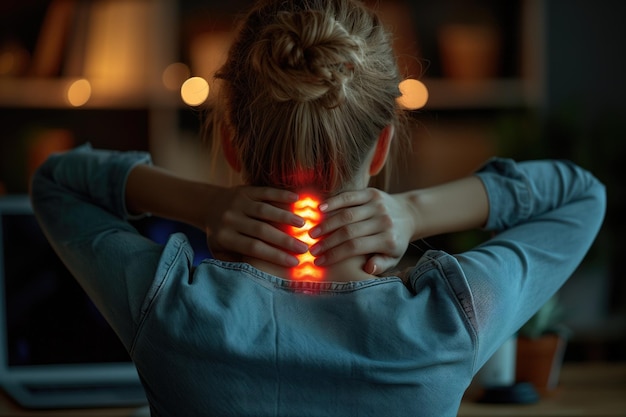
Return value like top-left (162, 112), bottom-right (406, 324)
top-left (397, 78), bottom-right (429, 110)
top-left (162, 62), bottom-right (190, 91)
top-left (67, 79), bottom-right (92, 107)
top-left (181, 76), bottom-right (209, 106)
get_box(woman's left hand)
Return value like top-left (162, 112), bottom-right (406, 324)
top-left (308, 188), bottom-right (417, 275)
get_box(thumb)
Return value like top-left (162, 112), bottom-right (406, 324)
top-left (363, 255), bottom-right (399, 276)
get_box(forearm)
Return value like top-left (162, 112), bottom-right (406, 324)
top-left (401, 175), bottom-right (489, 241)
top-left (125, 164), bottom-right (219, 231)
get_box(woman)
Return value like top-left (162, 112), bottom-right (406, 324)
top-left (31, 0), bottom-right (605, 415)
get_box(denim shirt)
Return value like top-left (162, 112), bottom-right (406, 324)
top-left (30, 145), bottom-right (606, 417)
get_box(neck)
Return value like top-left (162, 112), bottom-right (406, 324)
top-left (238, 187), bottom-right (377, 282)
top-left (243, 255), bottom-right (376, 283)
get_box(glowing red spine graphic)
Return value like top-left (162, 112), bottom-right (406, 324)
top-left (289, 195), bottom-right (324, 281)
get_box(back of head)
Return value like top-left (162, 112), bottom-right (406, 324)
top-left (214, 0), bottom-right (404, 194)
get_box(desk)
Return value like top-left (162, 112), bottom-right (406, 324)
top-left (1, 363), bottom-right (624, 416)
top-left (0, 393), bottom-right (145, 417)
top-left (459, 362), bottom-right (626, 416)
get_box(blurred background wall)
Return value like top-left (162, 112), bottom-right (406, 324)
top-left (542, 0), bottom-right (626, 361)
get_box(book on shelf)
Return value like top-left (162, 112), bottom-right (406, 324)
top-left (81, 0), bottom-right (152, 95)
top-left (29, 0), bottom-right (76, 77)
top-left (62, 0), bottom-right (91, 77)
top-left (28, 0), bottom-right (153, 89)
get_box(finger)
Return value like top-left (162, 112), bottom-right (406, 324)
top-left (239, 237), bottom-right (302, 267)
top-left (363, 257), bottom-right (377, 275)
top-left (363, 255), bottom-right (401, 275)
top-left (242, 200), bottom-right (305, 227)
top-left (310, 217), bottom-right (384, 255)
top-left (314, 223), bottom-right (406, 266)
top-left (228, 214), bottom-right (308, 254)
top-left (313, 235), bottom-right (389, 266)
top-left (216, 229), bottom-right (301, 267)
top-left (319, 189), bottom-right (374, 213)
top-left (309, 203), bottom-right (379, 238)
top-left (254, 225), bottom-right (309, 255)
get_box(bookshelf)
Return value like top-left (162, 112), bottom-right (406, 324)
top-left (392, 0), bottom-right (544, 191)
top-left (0, 0), bottom-right (544, 193)
top-left (0, 0), bottom-right (178, 106)
top-left (0, 0), bottom-right (191, 193)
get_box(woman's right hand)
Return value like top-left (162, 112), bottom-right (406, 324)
top-left (309, 188), bottom-right (418, 275)
top-left (206, 186), bottom-right (309, 266)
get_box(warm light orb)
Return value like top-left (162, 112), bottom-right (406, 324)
top-left (181, 76), bottom-right (209, 106)
top-left (397, 78), bottom-right (429, 110)
top-left (289, 195), bottom-right (324, 281)
top-left (67, 79), bottom-right (91, 107)
top-left (162, 62), bottom-right (190, 91)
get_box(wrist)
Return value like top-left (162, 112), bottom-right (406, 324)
top-left (402, 176), bottom-right (489, 239)
top-left (398, 191), bottom-right (422, 242)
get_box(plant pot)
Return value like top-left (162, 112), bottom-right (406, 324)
top-left (515, 334), bottom-right (567, 397)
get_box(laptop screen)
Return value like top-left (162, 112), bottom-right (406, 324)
top-left (0, 199), bottom-right (130, 368)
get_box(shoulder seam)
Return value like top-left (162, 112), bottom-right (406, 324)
top-left (129, 233), bottom-right (191, 355)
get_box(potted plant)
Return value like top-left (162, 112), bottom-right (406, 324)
top-left (515, 296), bottom-right (570, 397)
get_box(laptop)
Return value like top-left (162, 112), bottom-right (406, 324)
top-left (0, 195), bottom-right (148, 409)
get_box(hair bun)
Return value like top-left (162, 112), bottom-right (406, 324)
top-left (251, 10), bottom-right (363, 107)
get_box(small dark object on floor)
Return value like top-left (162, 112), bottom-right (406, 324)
top-left (479, 382), bottom-right (540, 404)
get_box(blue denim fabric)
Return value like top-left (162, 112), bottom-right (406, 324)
top-left (30, 145), bottom-right (606, 416)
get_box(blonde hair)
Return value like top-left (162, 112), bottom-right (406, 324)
top-left (210, 0), bottom-right (407, 194)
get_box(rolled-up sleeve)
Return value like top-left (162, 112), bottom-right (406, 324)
top-left (457, 158), bottom-right (606, 371)
top-left (30, 144), bottom-right (160, 350)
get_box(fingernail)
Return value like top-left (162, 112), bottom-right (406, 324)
top-left (314, 255), bottom-right (326, 266)
top-left (369, 264), bottom-right (377, 275)
top-left (294, 241), bottom-right (308, 254)
top-left (309, 244), bottom-right (321, 256)
top-left (309, 227), bottom-right (320, 238)
top-left (292, 216), bottom-right (305, 227)
top-left (286, 256), bottom-right (299, 267)
top-left (318, 203), bottom-right (328, 212)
